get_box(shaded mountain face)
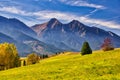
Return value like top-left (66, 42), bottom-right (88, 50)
top-left (0, 16), bottom-right (62, 56)
top-left (0, 16), bottom-right (36, 37)
top-left (0, 32), bottom-right (16, 43)
top-left (32, 18), bottom-right (120, 51)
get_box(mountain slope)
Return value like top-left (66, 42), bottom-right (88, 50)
top-left (0, 32), bottom-right (16, 43)
top-left (0, 16), bottom-right (36, 37)
top-left (0, 16), bottom-right (62, 56)
top-left (32, 18), bottom-right (120, 51)
top-left (0, 48), bottom-right (120, 80)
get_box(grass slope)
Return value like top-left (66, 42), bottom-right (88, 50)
top-left (0, 49), bottom-right (120, 80)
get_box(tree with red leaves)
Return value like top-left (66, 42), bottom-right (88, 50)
top-left (101, 38), bottom-right (114, 51)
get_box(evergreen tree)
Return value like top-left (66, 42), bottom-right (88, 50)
top-left (81, 41), bottom-right (92, 55)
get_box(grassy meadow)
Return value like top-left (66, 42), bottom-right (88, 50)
top-left (0, 48), bottom-right (120, 80)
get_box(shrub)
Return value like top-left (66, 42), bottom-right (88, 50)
top-left (23, 60), bottom-right (26, 66)
top-left (27, 53), bottom-right (40, 65)
top-left (101, 38), bottom-right (114, 51)
top-left (81, 41), bottom-right (92, 55)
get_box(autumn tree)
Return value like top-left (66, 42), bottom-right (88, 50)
top-left (0, 43), bottom-right (20, 70)
top-left (81, 41), bottom-right (92, 55)
top-left (101, 38), bottom-right (114, 51)
top-left (27, 53), bottom-right (40, 65)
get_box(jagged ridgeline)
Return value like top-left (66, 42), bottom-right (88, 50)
top-left (0, 16), bottom-right (120, 56)
top-left (32, 18), bottom-right (120, 51)
top-left (0, 16), bottom-right (62, 56)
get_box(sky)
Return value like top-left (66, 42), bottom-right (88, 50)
top-left (0, 0), bottom-right (120, 35)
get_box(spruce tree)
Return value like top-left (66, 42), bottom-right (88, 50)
top-left (81, 41), bottom-right (92, 55)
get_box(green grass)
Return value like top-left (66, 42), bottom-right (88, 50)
top-left (0, 48), bottom-right (120, 80)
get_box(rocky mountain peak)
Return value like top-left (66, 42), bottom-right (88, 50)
top-left (47, 18), bottom-right (62, 29)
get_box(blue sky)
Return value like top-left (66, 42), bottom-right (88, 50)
top-left (0, 0), bottom-right (120, 35)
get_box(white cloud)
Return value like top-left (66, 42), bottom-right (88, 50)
top-left (84, 9), bottom-right (98, 17)
top-left (0, 6), bottom-right (119, 29)
top-left (32, 10), bottom-right (120, 29)
top-left (0, 7), bottom-right (31, 16)
top-left (33, 10), bottom-right (76, 20)
top-left (78, 17), bottom-right (120, 29)
top-left (60, 0), bottom-right (105, 9)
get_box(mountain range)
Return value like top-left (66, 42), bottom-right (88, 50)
top-left (0, 16), bottom-right (120, 56)
top-left (0, 16), bottom-right (62, 56)
top-left (32, 18), bottom-right (120, 51)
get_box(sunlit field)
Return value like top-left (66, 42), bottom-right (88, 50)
top-left (0, 48), bottom-right (120, 80)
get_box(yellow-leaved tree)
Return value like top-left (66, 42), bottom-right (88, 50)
top-left (27, 53), bottom-right (40, 65)
top-left (0, 43), bottom-right (20, 70)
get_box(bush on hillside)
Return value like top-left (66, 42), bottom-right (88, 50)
top-left (81, 41), bottom-right (92, 55)
top-left (101, 38), bottom-right (114, 51)
top-left (23, 60), bottom-right (26, 66)
top-left (27, 53), bottom-right (40, 65)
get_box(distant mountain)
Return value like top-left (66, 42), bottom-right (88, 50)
top-left (32, 18), bottom-right (120, 51)
top-left (0, 32), bottom-right (15, 43)
top-left (0, 16), bottom-right (36, 37)
top-left (1, 16), bottom-right (120, 56)
top-left (0, 16), bottom-right (62, 56)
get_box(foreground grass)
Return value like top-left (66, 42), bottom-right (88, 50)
top-left (0, 49), bottom-right (120, 80)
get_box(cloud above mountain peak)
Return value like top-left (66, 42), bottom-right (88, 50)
top-left (0, 0), bottom-right (119, 35)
